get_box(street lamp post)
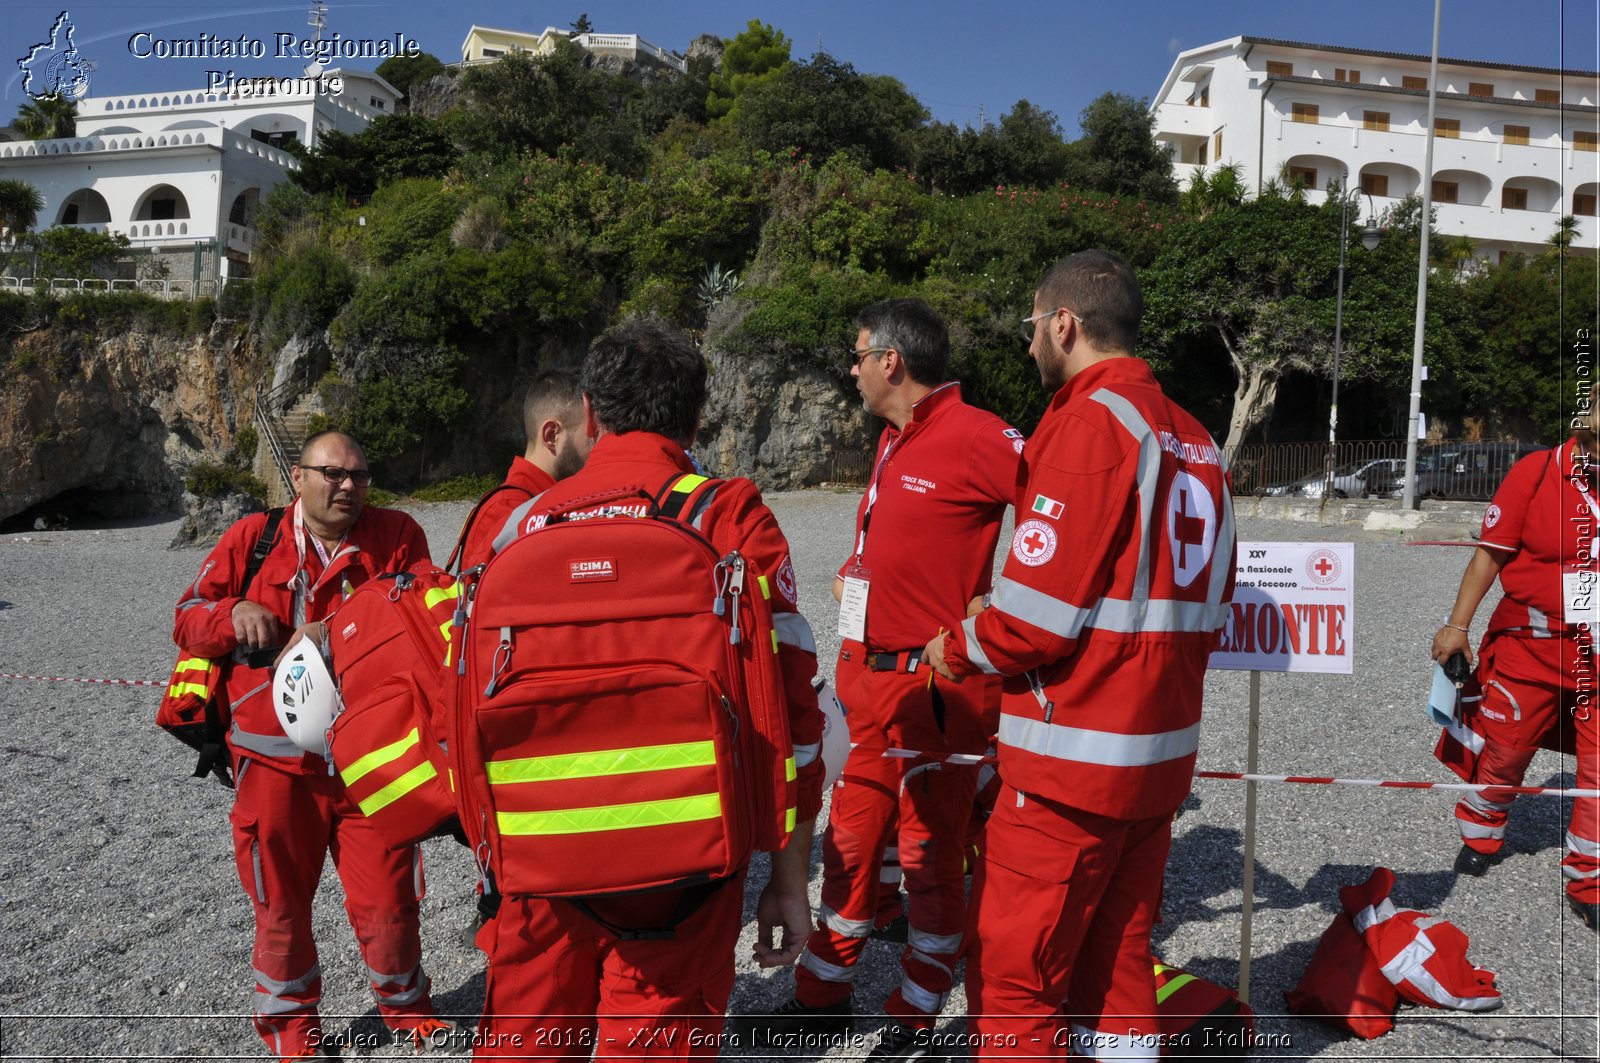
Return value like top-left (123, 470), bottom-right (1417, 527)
top-left (1321, 178), bottom-right (1382, 512)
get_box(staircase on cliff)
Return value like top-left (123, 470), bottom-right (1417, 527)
top-left (253, 384), bottom-right (319, 507)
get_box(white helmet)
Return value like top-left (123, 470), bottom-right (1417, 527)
top-left (816, 677), bottom-right (851, 789)
top-left (272, 633), bottom-right (341, 757)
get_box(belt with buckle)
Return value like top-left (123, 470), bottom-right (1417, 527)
top-left (866, 648), bottom-right (925, 673)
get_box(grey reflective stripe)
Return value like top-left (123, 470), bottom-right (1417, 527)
top-left (1070, 1025), bottom-right (1158, 1062)
top-left (999, 712), bottom-right (1200, 768)
top-left (820, 903), bottom-right (873, 938)
top-left (1462, 790), bottom-right (1513, 814)
top-left (1209, 462), bottom-right (1237, 606)
top-left (1486, 680), bottom-right (1523, 722)
top-left (1562, 865), bottom-right (1600, 881)
top-left (687, 485), bottom-right (721, 531)
top-left (960, 614), bottom-right (1000, 675)
top-left (898, 762), bottom-right (940, 796)
top-left (882, 846), bottom-right (900, 864)
top-left (1527, 605), bottom-right (1552, 637)
top-left (990, 577), bottom-right (1227, 638)
top-left (412, 846), bottom-right (424, 899)
top-left (798, 950), bottom-right (857, 984)
top-left (1568, 831), bottom-right (1600, 857)
top-left (908, 926), bottom-right (962, 954)
top-left (774, 612), bottom-right (817, 653)
top-left (254, 963), bottom-right (321, 1017)
top-left (250, 838), bottom-right (265, 903)
top-left (896, 974), bottom-right (947, 1015)
top-left (792, 741), bottom-right (820, 769)
top-left (1090, 389), bottom-right (1162, 597)
top-left (1349, 898), bottom-right (1395, 934)
top-left (879, 865), bottom-right (903, 884)
top-left (231, 722), bottom-right (304, 760)
top-left (491, 494), bottom-right (545, 556)
top-left (1380, 936), bottom-right (1501, 1011)
top-left (1457, 820), bottom-right (1505, 840)
top-left (372, 976), bottom-right (428, 1007)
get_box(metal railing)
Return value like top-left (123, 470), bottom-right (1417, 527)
top-left (0, 276), bottom-right (221, 300)
top-left (252, 382), bottom-right (296, 500)
top-left (1226, 438), bottom-right (1549, 502)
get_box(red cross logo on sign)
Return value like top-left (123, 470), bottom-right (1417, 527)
top-left (1165, 472), bottom-right (1218, 588)
top-left (1305, 548), bottom-right (1341, 585)
top-left (1011, 519), bottom-right (1058, 567)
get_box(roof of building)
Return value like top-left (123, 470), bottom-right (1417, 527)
top-left (1237, 35), bottom-right (1600, 80)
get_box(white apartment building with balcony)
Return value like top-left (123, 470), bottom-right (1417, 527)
top-left (458, 25), bottom-right (687, 73)
top-left (0, 71), bottom-right (398, 283)
top-left (1151, 36), bottom-right (1600, 258)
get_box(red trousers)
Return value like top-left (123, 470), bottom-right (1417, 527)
top-left (965, 785), bottom-right (1171, 1061)
top-left (229, 757), bottom-right (434, 1057)
top-left (1455, 636), bottom-right (1600, 902)
top-left (795, 653), bottom-right (990, 1027)
top-left (474, 874), bottom-right (744, 1061)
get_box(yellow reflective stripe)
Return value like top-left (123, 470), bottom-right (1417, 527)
top-left (671, 473), bottom-right (709, 494)
top-left (341, 727), bottom-right (422, 786)
top-left (357, 761), bottom-right (439, 816)
top-left (757, 575), bottom-right (771, 599)
top-left (785, 806), bottom-right (797, 833)
top-left (424, 583), bottom-right (461, 609)
top-left (487, 741), bottom-right (716, 784)
top-left (785, 756), bottom-right (797, 782)
top-left (167, 681), bottom-right (209, 699)
top-left (771, 630), bottom-right (779, 654)
top-left (1154, 971), bottom-right (1196, 1005)
top-left (498, 792), bottom-right (721, 835)
top-left (174, 656), bottom-right (214, 674)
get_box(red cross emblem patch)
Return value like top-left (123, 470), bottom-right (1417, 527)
top-left (1011, 519), bottom-right (1058, 567)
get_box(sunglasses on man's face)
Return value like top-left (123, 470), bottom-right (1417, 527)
top-left (299, 464), bottom-right (372, 487)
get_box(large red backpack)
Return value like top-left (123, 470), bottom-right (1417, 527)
top-left (451, 473), bottom-right (796, 901)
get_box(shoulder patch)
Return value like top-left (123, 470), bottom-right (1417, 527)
top-left (1011, 520), bottom-right (1059, 567)
top-left (1483, 504), bottom-right (1501, 530)
top-left (776, 556), bottom-right (798, 606)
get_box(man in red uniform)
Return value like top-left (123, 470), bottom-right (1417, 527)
top-left (926, 251), bottom-right (1236, 1060)
top-left (459, 366), bottom-right (592, 571)
top-left (173, 431), bottom-right (449, 1058)
top-left (1431, 421), bottom-right (1600, 929)
top-left (743, 298), bottom-right (1018, 1059)
top-left (472, 316), bottom-right (826, 1058)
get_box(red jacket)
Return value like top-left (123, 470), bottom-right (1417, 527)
top-left (1479, 440), bottom-right (1585, 640)
top-left (459, 456), bottom-right (556, 571)
top-left (173, 500), bottom-right (431, 773)
top-left (944, 358), bottom-right (1236, 819)
top-left (514, 431), bottom-right (826, 823)
top-left (838, 382), bottom-right (1021, 652)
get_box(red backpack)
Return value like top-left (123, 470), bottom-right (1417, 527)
top-left (450, 473), bottom-right (796, 902)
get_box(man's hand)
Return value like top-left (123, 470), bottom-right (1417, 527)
top-left (753, 878), bottom-right (811, 968)
top-left (232, 600), bottom-right (285, 653)
top-left (273, 622), bottom-right (327, 670)
top-left (923, 629), bottom-right (957, 681)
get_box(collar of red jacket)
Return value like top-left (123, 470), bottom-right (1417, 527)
top-left (584, 431), bottom-right (698, 473)
top-left (1050, 355), bottom-right (1157, 411)
top-left (887, 381), bottom-right (963, 441)
top-left (505, 454), bottom-right (557, 494)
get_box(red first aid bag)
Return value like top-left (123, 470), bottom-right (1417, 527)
top-left (452, 474), bottom-right (796, 899)
top-left (1284, 909), bottom-right (1399, 1039)
top-left (1151, 961), bottom-right (1256, 1058)
top-left (324, 565), bottom-right (464, 848)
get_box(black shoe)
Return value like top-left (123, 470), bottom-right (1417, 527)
top-left (736, 997), bottom-right (853, 1047)
top-left (871, 913), bottom-right (909, 943)
top-left (1570, 894), bottom-right (1600, 931)
top-left (868, 1021), bottom-right (936, 1061)
top-left (1454, 844), bottom-right (1492, 877)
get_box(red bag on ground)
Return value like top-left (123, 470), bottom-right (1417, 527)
top-left (1152, 960), bottom-right (1256, 1059)
top-left (1344, 867), bottom-right (1501, 1012)
top-left (1284, 904), bottom-right (1398, 1038)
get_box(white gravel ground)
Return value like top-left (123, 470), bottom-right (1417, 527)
top-left (0, 493), bottom-right (1595, 1061)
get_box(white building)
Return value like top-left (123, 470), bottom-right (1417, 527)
top-left (1151, 36), bottom-right (1600, 258)
top-left (0, 70), bottom-right (398, 285)
top-left (458, 25), bottom-right (686, 73)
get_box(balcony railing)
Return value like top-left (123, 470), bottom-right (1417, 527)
top-left (0, 275), bottom-right (221, 300)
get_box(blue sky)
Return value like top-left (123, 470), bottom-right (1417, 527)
top-left (4, 0), bottom-right (1598, 130)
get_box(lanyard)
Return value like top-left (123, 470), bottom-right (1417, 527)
top-left (853, 433), bottom-right (905, 561)
top-left (288, 500), bottom-right (349, 624)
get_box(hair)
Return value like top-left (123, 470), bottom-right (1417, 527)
top-left (521, 366), bottom-right (584, 443)
top-left (856, 298), bottom-right (949, 386)
top-left (1035, 250), bottom-right (1144, 355)
top-left (297, 429), bottom-right (363, 465)
top-left (580, 315), bottom-right (707, 444)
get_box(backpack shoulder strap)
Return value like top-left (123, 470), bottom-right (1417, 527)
top-left (239, 507), bottom-right (285, 598)
top-left (654, 473), bottom-right (722, 526)
top-left (447, 484), bottom-right (536, 573)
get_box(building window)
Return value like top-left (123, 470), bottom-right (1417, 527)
top-left (251, 129), bottom-right (295, 150)
top-left (150, 198), bottom-right (177, 221)
top-left (1292, 102), bottom-right (1320, 124)
top-left (1501, 187), bottom-right (1528, 210)
top-left (1266, 61), bottom-right (1294, 78)
top-left (1197, 141), bottom-right (1208, 166)
top-left (1363, 110), bottom-right (1390, 131)
top-left (480, 47), bottom-right (503, 58)
top-left (1536, 88), bottom-right (1560, 104)
top-left (1503, 125), bottom-right (1529, 145)
top-left (1434, 117), bottom-right (1460, 139)
top-left (1361, 174), bottom-right (1389, 197)
top-left (1576, 130), bottom-right (1599, 152)
top-left (369, 97), bottom-right (386, 110)
top-left (1214, 130), bottom-right (1223, 158)
top-left (1403, 75), bottom-right (1428, 91)
top-left (1199, 86), bottom-right (1209, 107)
top-left (1288, 165), bottom-right (1318, 189)
top-left (1468, 82), bottom-right (1494, 98)
top-left (62, 203), bottom-right (79, 224)
top-left (1432, 180), bottom-right (1459, 203)
top-left (1334, 67), bottom-right (1360, 83)
top-left (1576, 193), bottom-right (1597, 216)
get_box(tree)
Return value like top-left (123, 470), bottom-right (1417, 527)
top-left (734, 54), bottom-right (927, 172)
top-left (13, 93), bottom-right (76, 139)
top-left (1179, 163), bottom-right (1246, 217)
top-left (1547, 214), bottom-right (1581, 258)
top-left (25, 226), bottom-right (130, 278)
top-left (292, 113), bottom-right (458, 197)
top-left (993, 101), bottom-right (1071, 189)
top-left (1061, 92), bottom-right (1176, 203)
top-left (0, 180), bottom-right (44, 243)
top-left (374, 51), bottom-right (447, 100)
top-left (570, 14), bottom-right (594, 34)
top-left (706, 20), bottom-right (790, 122)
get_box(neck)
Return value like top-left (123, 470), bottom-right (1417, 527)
top-left (524, 448), bottom-right (558, 480)
top-left (301, 514), bottom-right (347, 551)
top-left (885, 382), bottom-right (935, 431)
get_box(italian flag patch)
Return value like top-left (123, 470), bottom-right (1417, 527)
top-left (1031, 494), bottom-right (1064, 519)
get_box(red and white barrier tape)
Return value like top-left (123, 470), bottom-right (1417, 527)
top-left (883, 748), bottom-right (1599, 799)
top-left (0, 672), bottom-right (164, 688)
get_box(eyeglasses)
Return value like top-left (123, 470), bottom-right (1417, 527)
top-left (847, 346), bottom-right (890, 370)
top-left (299, 464), bottom-right (372, 487)
top-left (1020, 308), bottom-right (1083, 343)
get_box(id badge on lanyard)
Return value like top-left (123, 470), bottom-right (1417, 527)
top-left (838, 562), bottom-right (870, 642)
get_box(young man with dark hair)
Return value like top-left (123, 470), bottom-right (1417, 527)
top-left (747, 298), bottom-right (1021, 1059)
top-left (926, 251), bottom-right (1236, 1059)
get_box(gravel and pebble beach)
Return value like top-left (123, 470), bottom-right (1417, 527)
top-left (1, 493), bottom-right (1595, 1060)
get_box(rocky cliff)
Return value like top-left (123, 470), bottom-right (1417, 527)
top-left (0, 319), bottom-right (263, 526)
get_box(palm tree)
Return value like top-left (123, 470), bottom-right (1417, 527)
top-left (1547, 214), bottom-right (1581, 258)
top-left (13, 93), bottom-right (77, 140)
top-left (0, 179), bottom-right (44, 244)
top-left (1180, 162), bottom-right (1246, 217)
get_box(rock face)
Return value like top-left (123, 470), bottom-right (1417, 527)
top-left (407, 74), bottom-right (460, 119)
top-left (169, 489), bottom-right (268, 548)
top-left (0, 321), bottom-right (262, 525)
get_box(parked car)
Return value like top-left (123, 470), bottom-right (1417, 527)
top-left (1387, 442), bottom-right (1549, 500)
top-left (1263, 458), bottom-right (1408, 499)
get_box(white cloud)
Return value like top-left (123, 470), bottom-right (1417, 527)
top-left (1168, 37), bottom-right (1183, 54)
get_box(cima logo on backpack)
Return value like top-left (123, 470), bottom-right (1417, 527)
top-left (451, 475), bottom-right (797, 899)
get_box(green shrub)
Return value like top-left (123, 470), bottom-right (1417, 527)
top-left (186, 461), bottom-right (268, 499)
top-left (233, 425), bottom-right (259, 463)
top-left (253, 245), bottom-right (357, 348)
top-left (411, 473), bottom-right (500, 502)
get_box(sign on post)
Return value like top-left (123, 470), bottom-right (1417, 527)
top-left (1210, 541), bottom-right (1355, 674)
